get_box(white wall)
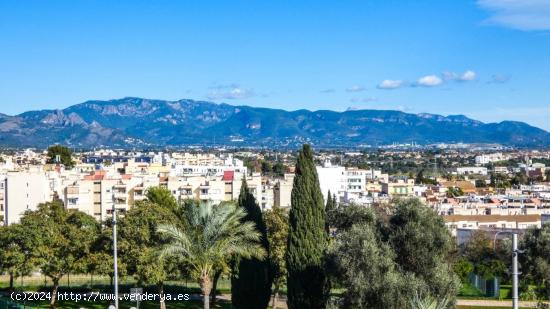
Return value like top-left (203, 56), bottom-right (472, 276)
top-left (5, 170), bottom-right (52, 225)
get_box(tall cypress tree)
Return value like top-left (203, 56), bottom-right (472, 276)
top-left (286, 144), bottom-right (329, 309)
top-left (325, 190), bottom-right (334, 235)
top-left (232, 178), bottom-right (273, 309)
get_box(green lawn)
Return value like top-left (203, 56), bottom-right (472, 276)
top-left (458, 282), bottom-right (486, 298)
top-left (458, 282), bottom-right (515, 300)
top-left (0, 275), bottom-right (234, 309)
top-left (1, 296), bottom-right (232, 309)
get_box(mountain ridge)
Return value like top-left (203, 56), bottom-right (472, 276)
top-left (0, 97), bottom-right (548, 148)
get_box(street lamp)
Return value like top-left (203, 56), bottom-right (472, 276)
top-left (112, 205), bottom-right (119, 309)
top-left (493, 231), bottom-right (521, 309)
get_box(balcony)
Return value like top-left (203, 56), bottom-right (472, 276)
top-left (133, 194), bottom-right (146, 201)
top-left (113, 191), bottom-right (127, 199)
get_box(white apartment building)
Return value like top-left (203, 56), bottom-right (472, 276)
top-left (444, 214), bottom-right (541, 236)
top-left (316, 160), bottom-right (346, 203)
top-left (171, 154), bottom-right (247, 177)
top-left (0, 176), bottom-right (5, 225)
top-left (457, 167), bottom-right (488, 176)
top-left (475, 153), bottom-right (506, 165)
top-left (1, 168), bottom-right (54, 225)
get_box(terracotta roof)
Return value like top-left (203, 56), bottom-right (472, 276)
top-left (222, 170), bottom-right (234, 181)
top-left (443, 214), bottom-right (541, 223)
top-left (84, 174), bottom-right (105, 180)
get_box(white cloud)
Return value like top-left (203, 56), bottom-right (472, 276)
top-left (345, 85), bottom-right (366, 92)
top-left (320, 88), bottom-right (336, 93)
top-left (443, 70), bottom-right (477, 82)
top-left (490, 74), bottom-right (511, 83)
top-left (460, 70), bottom-right (477, 81)
top-left (477, 0), bottom-right (550, 31)
top-left (206, 84), bottom-right (255, 100)
top-left (377, 79), bottom-right (405, 89)
top-left (416, 75), bottom-right (443, 87)
top-left (350, 97), bottom-right (378, 103)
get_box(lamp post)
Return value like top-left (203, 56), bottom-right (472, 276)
top-left (112, 205), bottom-right (119, 309)
top-left (493, 231), bottom-right (519, 309)
top-left (511, 234), bottom-right (519, 309)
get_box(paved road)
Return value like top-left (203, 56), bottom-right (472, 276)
top-left (218, 294), bottom-right (288, 308)
top-left (457, 299), bottom-right (548, 307)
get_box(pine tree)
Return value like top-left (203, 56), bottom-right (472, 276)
top-left (231, 178), bottom-right (273, 309)
top-left (286, 144), bottom-right (329, 309)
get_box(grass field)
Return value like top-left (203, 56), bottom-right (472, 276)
top-left (1, 297), bottom-right (232, 309)
top-left (0, 274), bottom-right (234, 309)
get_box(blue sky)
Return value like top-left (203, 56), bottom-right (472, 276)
top-left (1, 0), bottom-right (550, 130)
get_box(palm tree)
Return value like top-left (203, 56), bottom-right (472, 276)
top-left (158, 201), bottom-right (266, 309)
top-left (409, 293), bottom-right (449, 309)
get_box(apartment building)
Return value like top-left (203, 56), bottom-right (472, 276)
top-left (274, 173), bottom-right (294, 208)
top-left (0, 176), bottom-right (5, 226)
top-left (456, 167), bottom-right (488, 176)
top-left (444, 214), bottom-right (541, 236)
top-left (171, 154), bottom-right (247, 177)
top-left (382, 177), bottom-right (415, 197)
top-left (1, 168), bottom-right (54, 225)
top-left (475, 153), bottom-right (506, 165)
top-left (316, 161), bottom-right (346, 203)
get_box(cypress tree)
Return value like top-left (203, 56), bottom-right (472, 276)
top-left (286, 144), bottom-right (329, 309)
top-left (231, 178), bottom-right (273, 309)
top-left (325, 190), bottom-right (335, 235)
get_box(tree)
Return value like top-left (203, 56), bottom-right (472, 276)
top-left (446, 187), bottom-right (464, 198)
top-left (158, 201), bottom-right (266, 309)
top-left (19, 201), bottom-right (99, 308)
top-left (327, 199), bottom-right (459, 308)
top-left (0, 224), bottom-right (35, 290)
top-left (231, 179), bottom-right (273, 309)
top-left (46, 145), bottom-right (75, 169)
top-left (264, 207), bottom-right (289, 309)
top-left (415, 170), bottom-right (425, 184)
top-left (325, 191), bottom-right (335, 234)
top-left (272, 162), bottom-right (287, 177)
top-left (327, 203), bottom-right (376, 232)
top-left (119, 188), bottom-right (179, 309)
top-left (522, 223), bottom-right (550, 299)
top-left (146, 186), bottom-right (179, 211)
top-left (329, 223), bottom-right (422, 308)
top-left (261, 161), bottom-right (273, 175)
top-left (286, 144), bottom-right (329, 309)
top-left (325, 191), bottom-right (337, 214)
top-left (88, 221), bottom-right (127, 289)
top-left (462, 230), bottom-right (507, 280)
top-left (453, 257), bottom-right (474, 283)
top-left (387, 199), bottom-right (460, 301)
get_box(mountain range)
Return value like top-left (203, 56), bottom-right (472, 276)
top-left (0, 97), bottom-right (549, 148)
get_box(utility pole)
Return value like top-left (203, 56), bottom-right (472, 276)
top-left (112, 205), bottom-right (119, 309)
top-left (512, 233), bottom-right (519, 309)
top-left (494, 231), bottom-right (520, 309)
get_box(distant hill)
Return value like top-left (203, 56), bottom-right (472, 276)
top-left (0, 97), bottom-right (549, 148)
